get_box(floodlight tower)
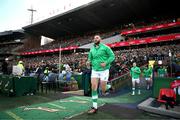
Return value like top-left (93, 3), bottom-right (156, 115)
top-left (28, 6), bottom-right (37, 24)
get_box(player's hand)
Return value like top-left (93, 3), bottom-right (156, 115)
top-left (100, 62), bottom-right (106, 67)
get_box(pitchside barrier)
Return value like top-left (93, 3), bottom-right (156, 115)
top-left (152, 77), bottom-right (180, 102)
top-left (73, 74), bottom-right (83, 89)
top-left (0, 75), bottom-right (37, 96)
top-left (0, 75), bottom-right (13, 96)
top-left (109, 72), bottom-right (131, 92)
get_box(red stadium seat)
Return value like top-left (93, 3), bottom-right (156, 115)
top-left (170, 80), bottom-right (180, 89)
top-left (157, 88), bottom-right (176, 109)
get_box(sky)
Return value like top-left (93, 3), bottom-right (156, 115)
top-left (0, 0), bottom-right (94, 32)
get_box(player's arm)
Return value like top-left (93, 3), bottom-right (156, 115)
top-left (136, 68), bottom-right (141, 74)
top-left (105, 46), bottom-right (115, 65)
top-left (87, 51), bottom-right (92, 66)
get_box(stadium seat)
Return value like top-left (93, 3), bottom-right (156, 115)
top-left (170, 80), bottom-right (180, 89)
top-left (170, 80), bottom-right (180, 96)
top-left (157, 88), bottom-right (176, 109)
top-left (40, 73), bottom-right (58, 93)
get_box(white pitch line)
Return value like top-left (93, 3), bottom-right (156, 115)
top-left (48, 103), bottom-right (66, 109)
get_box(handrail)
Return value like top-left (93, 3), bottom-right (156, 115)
top-left (110, 72), bottom-right (130, 83)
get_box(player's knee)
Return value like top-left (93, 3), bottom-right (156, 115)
top-left (91, 84), bottom-right (98, 90)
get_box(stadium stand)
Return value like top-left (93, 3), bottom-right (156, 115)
top-left (0, 0), bottom-right (179, 119)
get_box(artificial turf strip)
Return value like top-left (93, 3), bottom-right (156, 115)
top-left (0, 94), bottom-right (53, 111)
top-left (0, 90), bottom-right (151, 120)
top-left (0, 96), bottom-right (105, 120)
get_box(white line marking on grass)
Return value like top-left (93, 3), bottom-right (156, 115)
top-left (48, 103), bottom-right (66, 109)
top-left (6, 111), bottom-right (23, 120)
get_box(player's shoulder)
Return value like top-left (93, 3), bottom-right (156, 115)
top-left (90, 46), bottom-right (95, 51)
top-left (103, 43), bottom-right (109, 48)
top-left (101, 43), bottom-right (111, 50)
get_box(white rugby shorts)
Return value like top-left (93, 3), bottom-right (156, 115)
top-left (145, 78), bottom-right (150, 81)
top-left (91, 69), bottom-right (109, 81)
top-left (132, 78), bottom-right (140, 84)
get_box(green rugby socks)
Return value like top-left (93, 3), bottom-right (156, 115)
top-left (92, 90), bottom-right (98, 109)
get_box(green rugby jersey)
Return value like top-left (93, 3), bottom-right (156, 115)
top-left (130, 66), bottom-right (141, 79)
top-left (88, 43), bottom-right (115, 71)
top-left (143, 68), bottom-right (152, 78)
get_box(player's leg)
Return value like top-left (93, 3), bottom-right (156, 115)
top-left (131, 79), bottom-right (136, 95)
top-left (146, 78), bottom-right (150, 90)
top-left (88, 70), bottom-right (99, 114)
top-left (150, 75), bottom-right (153, 88)
top-left (136, 78), bottom-right (141, 94)
top-left (100, 69), bottom-right (109, 95)
top-left (100, 81), bottom-right (107, 95)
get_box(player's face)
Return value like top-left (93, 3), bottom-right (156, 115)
top-left (93, 35), bottom-right (101, 44)
top-left (133, 63), bottom-right (136, 67)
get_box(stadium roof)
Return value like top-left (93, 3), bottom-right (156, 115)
top-left (23, 0), bottom-right (179, 39)
top-left (0, 29), bottom-right (25, 41)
